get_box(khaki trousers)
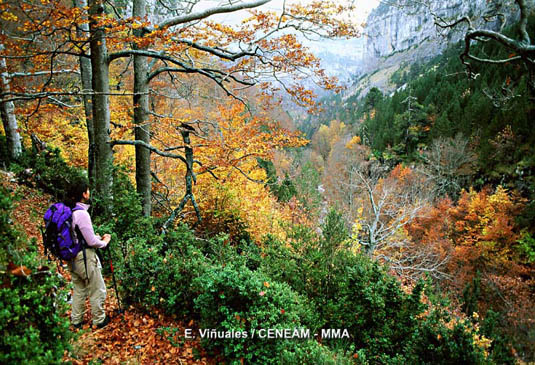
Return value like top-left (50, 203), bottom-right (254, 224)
top-left (68, 248), bottom-right (107, 325)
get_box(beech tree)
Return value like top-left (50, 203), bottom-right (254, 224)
top-left (111, 0), bottom-right (359, 216)
top-left (0, 4), bottom-right (85, 162)
top-left (323, 134), bottom-right (368, 224)
top-left (0, 0), bottom-right (360, 219)
top-left (74, 0), bottom-right (96, 186)
top-left (418, 134), bottom-right (477, 199)
top-left (350, 164), bottom-right (449, 279)
top-left (0, 39), bottom-right (22, 160)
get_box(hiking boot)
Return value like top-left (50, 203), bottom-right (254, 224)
top-left (96, 316), bottom-right (110, 329)
top-left (72, 322), bottom-right (83, 329)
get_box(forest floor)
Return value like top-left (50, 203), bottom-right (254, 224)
top-left (4, 172), bottom-right (213, 364)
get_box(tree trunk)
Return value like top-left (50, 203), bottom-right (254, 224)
top-left (0, 40), bottom-right (22, 161)
top-left (161, 129), bottom-right (201, 233)
top-left (133, 0), bottom-right (152, 216)
top-left (73, 0), bottom-right (96, 187)
top-left (88, 0), bottom-right (113, 207)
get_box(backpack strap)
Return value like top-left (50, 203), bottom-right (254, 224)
top-left (39, 226), bottom-right (49, 261)
top-left (74, 226), bottom-right (89, 282)
top-left (82, 246), bottom-right (89, 283)
top-left (72, 207), bottom-right (90, 282)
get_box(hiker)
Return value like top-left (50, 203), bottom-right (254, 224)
top-left (67, 179), bottom-right (111, 329)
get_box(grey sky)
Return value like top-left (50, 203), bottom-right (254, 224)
top-left (195, 0), bottom-right (379, 25)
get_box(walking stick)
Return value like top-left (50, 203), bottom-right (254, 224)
top-left (106, 246), bottom-right (123, 314)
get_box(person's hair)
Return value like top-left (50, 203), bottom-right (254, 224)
top-left (66, 177), bottom-right (89, 208)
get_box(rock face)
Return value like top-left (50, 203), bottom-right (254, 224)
top-left (365, 0), bottom-right (491, 60)
top-left (351, 0), bottom-right (520, 96)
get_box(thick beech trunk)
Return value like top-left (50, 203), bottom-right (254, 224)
top-left (133, 0), bottom-right (152, 216)
top-left (88, 0), bottom-right (113, 207)
top-left (73, 0), bottom-right (96, 186)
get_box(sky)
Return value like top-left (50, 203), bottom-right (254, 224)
top-left (196, 0), bottom-right (380, 25)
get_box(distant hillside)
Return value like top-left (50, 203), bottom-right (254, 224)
top-left (349, 0), bottom-right (519, 98)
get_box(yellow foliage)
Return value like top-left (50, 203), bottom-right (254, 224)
top-left (148, 100), bottom-right (308, 242)
top-left (345, 135), bottom-right (361, 149)
top-left (1, 11), bottom-right (18, 22)
top-left (24, 107), bottom-right (88, 167)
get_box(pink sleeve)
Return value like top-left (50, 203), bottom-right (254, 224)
top-left (74, 210), bottom-right (108, 249)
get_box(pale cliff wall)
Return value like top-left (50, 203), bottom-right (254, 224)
top-left (350, 0), bottom-right (520, 97)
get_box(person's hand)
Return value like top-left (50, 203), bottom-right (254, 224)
top-left (103, 234), bottom-right (111, 244)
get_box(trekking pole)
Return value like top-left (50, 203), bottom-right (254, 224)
top-left (106, 246), bottom-right (123, 314)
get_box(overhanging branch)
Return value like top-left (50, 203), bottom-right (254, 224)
top-left (154, 0), bottom-right (271, 31)
top-left (111, 139), bottom-right (187, 163)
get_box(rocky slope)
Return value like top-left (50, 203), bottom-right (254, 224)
top-left (350, 0), bottom-right (520, 97)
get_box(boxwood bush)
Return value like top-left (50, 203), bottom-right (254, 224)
top-left (120, 224), bottom-right (210, 318)
top-left (10, 147), bottom-right (84, 201)
top-left (193, 263), bottom-right (321, 364)
top-left (0, 186), bottom-right (72, 364)
top-left (119, 212), bottom-right (496, 364)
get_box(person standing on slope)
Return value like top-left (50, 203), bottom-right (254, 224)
top-left (67, 178), bottom-right (111, 329)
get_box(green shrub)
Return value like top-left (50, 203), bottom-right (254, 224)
top-left (260, 211), bottom-right (351, 304)
top-left (259, 225), bottom-right (329, 298)
top-left (0, 186), bottom-right (26, 267)
top-left (193, 263), bottom-right (320, 364)
top-left (479, 311), bottom-right (516, 365)
top-left (410, 309), bottom-right (488, 364)
top-left (259, 227), bottom-right (490, 364)
top-left (0, 273), bottom-right (72, 364)
top-left (315, 253), bottom-right (489, 364)
top-left (258, 234), bottom-right (306, 293)
top-left (94, 169), bottom-right (155, 266)
top-left (321, 208), bottom-right (349, 253)
top-left (279, 340), bottom-right (355, 364)
top-left (120, 224), bottom-right (209, 318)
top-left (0, 134), bottom-right (9, 166)
top-left (320, 254), bottom-right (426, 358)
top-left (0, 186), bottom-right (72, 364)
top-left (119, 237), bottom-right (161, 307)
top-left (11, 147), bottom-right (85, 200)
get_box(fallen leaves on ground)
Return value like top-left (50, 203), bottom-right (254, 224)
top-left (64, 297), bottom-right (212, 364)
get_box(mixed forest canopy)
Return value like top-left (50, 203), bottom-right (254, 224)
top-left (1, 0), bottom-right (534, 363)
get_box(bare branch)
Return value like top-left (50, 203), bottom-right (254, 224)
top-left (173, 38), bottom-right (257, 61)
top-left (155, 0), bottom-right (271, 31)
top-left (47, 96), bottom-right (79, 108)
top-left (233, 165), bottom-right (265, 184)
top-left (8, 69), bottom-right (80, 78)
top-left (111, 139), bottom-right (187, 163)
top-left (0, 90), bottom-right (148, 104)
top-left (432, 0), bottom-right (535, 91)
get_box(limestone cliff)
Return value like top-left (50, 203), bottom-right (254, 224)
top-left (351, 0), bottom-right (520, 97)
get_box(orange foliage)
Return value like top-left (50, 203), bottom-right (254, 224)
top-left (407, 186), bottom-right (534, 336)
top-left (20, 104), bottom-right (88, 167)
top-left (149, 100), bottom-right (308, 243)
top-left (409, 186), bottom-right (526, 286)
top-left (449, 186), bottom-right (524, 264)
top-left (193, 165), bottom-right (308, 244)
top-left (407, 197), bottom-right (454, 249)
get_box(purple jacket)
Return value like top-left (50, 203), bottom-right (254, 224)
top-left (72, 203), bottom-right (108, 249)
